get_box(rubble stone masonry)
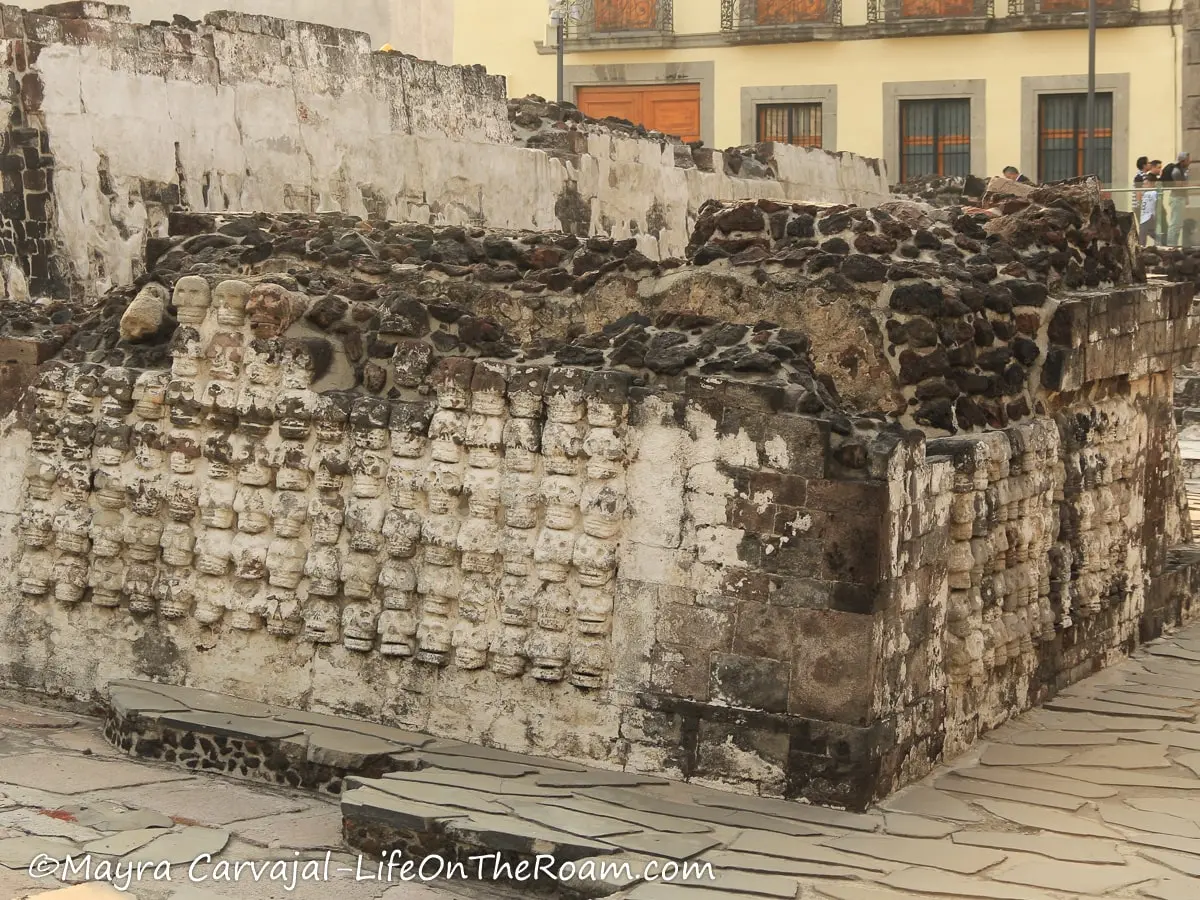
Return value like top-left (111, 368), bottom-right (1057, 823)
top-left (0, 174), bottom-right (1197, 810)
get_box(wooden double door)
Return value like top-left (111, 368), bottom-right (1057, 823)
top-left (575, 84), bottom-right (702, 144)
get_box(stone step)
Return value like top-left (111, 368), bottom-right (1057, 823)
top-left (104, 678), bottom-right (446, 795)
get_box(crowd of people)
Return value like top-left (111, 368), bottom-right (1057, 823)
top-left (1134, 154), bottom-right (1192, 248)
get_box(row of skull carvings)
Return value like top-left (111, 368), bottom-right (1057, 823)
top-left (941, 411), bottom-right (1146, 686)
top-left (15, 294), bottom-right (640, 682)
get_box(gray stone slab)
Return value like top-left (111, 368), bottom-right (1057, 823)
top-left (500, 800), bottom-right (643, 840)
top-left (952, 830), bottom-right (1124, 864)
top-left (581, 787), bottom-right (739, 826)
top-left (702, 849), bottom-right (876, 880)
top-left (382, 769), bottom-right (573, 799)
top-left (1098, 802), bottom-right (1200, 838)
top-left (418, 740), bottom-right (587, 772)
top-left (157, 710), bottom-right (306, 742)
top-left (108, 684), bottom-right (190, 717)
top-left (1065, 743), bottom-right (1172, 768)
top-left (1112, 682), bottom-right (1200, 702)
top-left (344, 775), bottom-right (508, 814)
top-left (1178, 751), bottom-right (1200, 778)
top-left (625, 884), bottom-right (783, 900)
top-left (559, 853), bottom-right (649, 895)
top-left (1, 808), bottom-right (103, 842)
top-left (302, 726), bottom-right (411, 769)
top-left (1044, 696), bottom-right (1193, 720)
top-left (881, 813), bottom-right (959, 838)
top-left (535, 771), bottom-right (669, 788)
top-left (606, 831), bottom-right (724, 861)
top-left (821, 834), bottom-right (1006, 874)
top-left (0, 753), bottom-right (194, 794)
top-left (108, 680), bottom-right (277, 718)
top-left (1030, 765), bottom-right (1200, 790)
top-left (727, 832), bottom-right (899, 872)
top-left (341, 785), bottom-right (467, 833)
top-left (1096, 690), bottom-right (1196, 711)
top-left (81, 827), bottom-right (165, 857)
top-left (1021, 710), bottom-right (1164, 732)
top-left (541, 796), bottom-right (715, 835)
top-left (1127, 729), bottom-right (1200, 752)
top-left (882, 786), bottom-right (981, 822)
top-left (444, 812), bottom-right (616, 857)
top-left (1128, 797), bottom-right (1200, 822)
top-left (91, 780), bottom-right (309, 826)
top-left (1145, 645), bottom-right (1200, 663)
top-left (992, 857), bottom-right (1164, 895)
top-left (272, 710), bottom-right (433, 747)
top-left (1140, 848), bottom-right (1200, 877)
top-left (679, 868), bottom-right (801, 898)
top-left (951, 764), bottom-right (1117, 798)
top-left (120, 826), bottom-right (229, 866)
top-left (228, 810), bottom-right (344, 849)
top-left (934, 774), bottom-right (1087, 811)
top-left (972, 799), bottom-right (1120, 838)
top-left (979, 745), bottom-right (1070, 767)
top-left (880, 867), bottom-right (1073, 899)
top-left (1010, 730), bottom-right (1119, 747)
top-left (56, 801), bottom-right (174, 832)
top-left (815, 886), bottom-right (945, 900)
top-left (686, 790), bottom-right (882, 832)
top-left (1142, 879), bottom-right (1198, 900)
top-left (0, 836), bottom-right (77, 870)
top-left (416, 752), bottom-right (540, 778)
top-left (1120, 830), bottom-right (1200, 857)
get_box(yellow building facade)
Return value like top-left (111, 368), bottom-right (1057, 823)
top-left (453, 0), bottom-right (1182, 187)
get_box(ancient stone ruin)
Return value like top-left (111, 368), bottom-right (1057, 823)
top-left (0, 3), bottom-right (1194, 834)
top-left (0, 146), bottom-right (1198, 818)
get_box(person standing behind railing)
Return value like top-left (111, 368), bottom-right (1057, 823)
top-left (1161, 153), bottom-right (1191, 247)
top-left (1133, 156), bottom-right (1150, 220)
top-left (1139, 173), bottom-right (1159, 247)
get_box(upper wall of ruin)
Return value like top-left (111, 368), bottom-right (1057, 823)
top-left (0, 2), bottom-right (890, 301)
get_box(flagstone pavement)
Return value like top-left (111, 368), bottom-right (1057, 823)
top-left (6, 624), bottom-right (1200, 900)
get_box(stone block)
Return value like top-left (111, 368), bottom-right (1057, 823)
top-left (650, 645), bottom-right (711, 703)
top-left (814, 516), bottom-right (881, 584)
top-left (805, 479), bottom-right (888, 517)
top-left (726, 496), bottom-right (778, 532)
top-left (765, 536), bottom-right (823, 578)
top-left (710, 653), bottom-right (789, 713)
top-left (748, 470), bottom-right (808, 508)
top-left (655, 602), bottom-right (732, 653)
top-left (696, 719), bottom-right (789, 788)
top-left (732, 601), bottom-right (796, 661)
top-left (1047, 301), bottom-right (1089, 347)
top-left (758, 414), bottom-right (830, 478)
top-left (767, 575), bottom-right (833, 609)
top-left (788, 609), bottom-right (873, 724)
top-left (828, 581), bottom-right (879, 615)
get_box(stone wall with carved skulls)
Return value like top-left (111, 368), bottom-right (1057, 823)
top-left (871, 375), bottom-right (1195, 798)
top-left (2, 267), bottom-right (1200, 811)
top-left (4, 273), bottom-right (641, 689)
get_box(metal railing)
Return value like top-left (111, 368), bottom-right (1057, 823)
top-left (867, 0), bottom-right (993, 22)
top-left (1107, 186), bottom-right (1200, 251)
top-left (1007, 0), bottom-right (1137, 14)
top-left (721, 0), bottom-right (844, 30)
top-left (565, 0), bottom-right (674, 38)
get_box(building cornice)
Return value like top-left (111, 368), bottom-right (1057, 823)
top-left (533, 7), bottom-right (1178, 53)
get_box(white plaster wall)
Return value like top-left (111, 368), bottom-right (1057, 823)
top-left (9, 0), bottom-right (454, 60)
